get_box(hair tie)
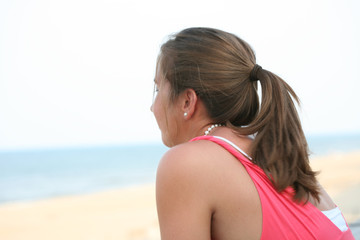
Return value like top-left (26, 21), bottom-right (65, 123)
top-left (250, 64), bottom-right (262, 81)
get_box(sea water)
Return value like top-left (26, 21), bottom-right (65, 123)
top-left (0, 144), bottom-right (168, 204)
top-left (0, 134), bottom-right (359, 204)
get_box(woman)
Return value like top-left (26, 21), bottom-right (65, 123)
top-left (151, 27), bottom-right (354, 239)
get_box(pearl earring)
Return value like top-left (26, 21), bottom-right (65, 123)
top-left (184, 112), bottom-right (188, 117)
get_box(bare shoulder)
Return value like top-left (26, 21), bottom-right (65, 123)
top-left (156, 140), bottom-right (218, 185)
top-left (155, 140), bottom-right (224, 239)
top-left (156, 139), bottom-right (234, 182)
top-left (158, 140), bottom-right (214, 166)
top-left (156, 139), bottom-right (253, 204)
top-left (156, 139), bottom-right (262, 239)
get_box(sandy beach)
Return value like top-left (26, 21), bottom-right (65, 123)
top-left (0, 151), bottom-right (359, 240)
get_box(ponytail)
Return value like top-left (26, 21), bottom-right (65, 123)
top-left (238, 67), bottom-right (320, 202)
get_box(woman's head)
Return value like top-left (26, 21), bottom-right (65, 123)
top-left (157, 27), bottom-right (260, 127)
top-left (154, 27), bottom-right (320, 203)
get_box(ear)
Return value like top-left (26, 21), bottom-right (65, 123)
top-left (180, 88), bottom-right (198, 119)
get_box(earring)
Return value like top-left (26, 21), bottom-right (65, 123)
top-left (184, 112), bottom-right (188, 117)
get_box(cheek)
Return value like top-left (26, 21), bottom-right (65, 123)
top-left (152, 97), bottom-right (166, 128)
top-left (153, 100), bottom-right (171, 145)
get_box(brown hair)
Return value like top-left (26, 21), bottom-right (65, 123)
top-left (158, 27), bottom-right (319, 202)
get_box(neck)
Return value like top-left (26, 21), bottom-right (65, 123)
top-left (184, 120), bottom-right (223, 141)
top-left (176, 99), bottom-right (222, 144)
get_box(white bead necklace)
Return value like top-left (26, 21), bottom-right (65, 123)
top-left (204, 124), bottom-right (222, 136)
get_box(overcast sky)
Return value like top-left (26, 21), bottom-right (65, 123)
top-left (0, 0), bottom-right (359, 150)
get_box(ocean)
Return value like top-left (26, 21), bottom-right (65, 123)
top-left (0, 134), bottom-right (359, 205)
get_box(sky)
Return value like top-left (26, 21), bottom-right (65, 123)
top-left (0, 0), bottom-right (359, 150)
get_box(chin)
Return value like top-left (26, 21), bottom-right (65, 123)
top-left (161, 138), bottom-right (174, 148)
top-left (161, 134), bottom-right (178, 148)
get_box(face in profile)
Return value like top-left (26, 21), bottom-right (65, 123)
top-left (151, 66), bottom-right (179, 147)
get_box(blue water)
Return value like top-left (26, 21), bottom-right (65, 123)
top-left (0, 134), bottom-right (359, 204)
top-left (307, 133), bottom-right (360, 156)
top-left (0, 144), bottom-right (168, 204)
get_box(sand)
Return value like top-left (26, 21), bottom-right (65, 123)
top-left (0, 151), bottom-right (359, 240)
top-left (311, 151), bottom-right (360, 223)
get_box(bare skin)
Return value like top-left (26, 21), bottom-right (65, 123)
top-left (151, 74), bottom-right (336, 239)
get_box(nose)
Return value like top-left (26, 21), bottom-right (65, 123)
top-left (150, 103), bottom-right (153, 112)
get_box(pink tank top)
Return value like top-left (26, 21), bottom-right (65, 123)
top-left (190, 135), bottom-right (355, 240)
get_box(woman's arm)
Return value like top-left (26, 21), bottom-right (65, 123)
top-left (156, 143), bottom-right (213, 240)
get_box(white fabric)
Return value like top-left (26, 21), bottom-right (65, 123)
top-left (321, 207), bottom-right (348, 231)
top-left (212, 136), bottom-right (252, 160)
